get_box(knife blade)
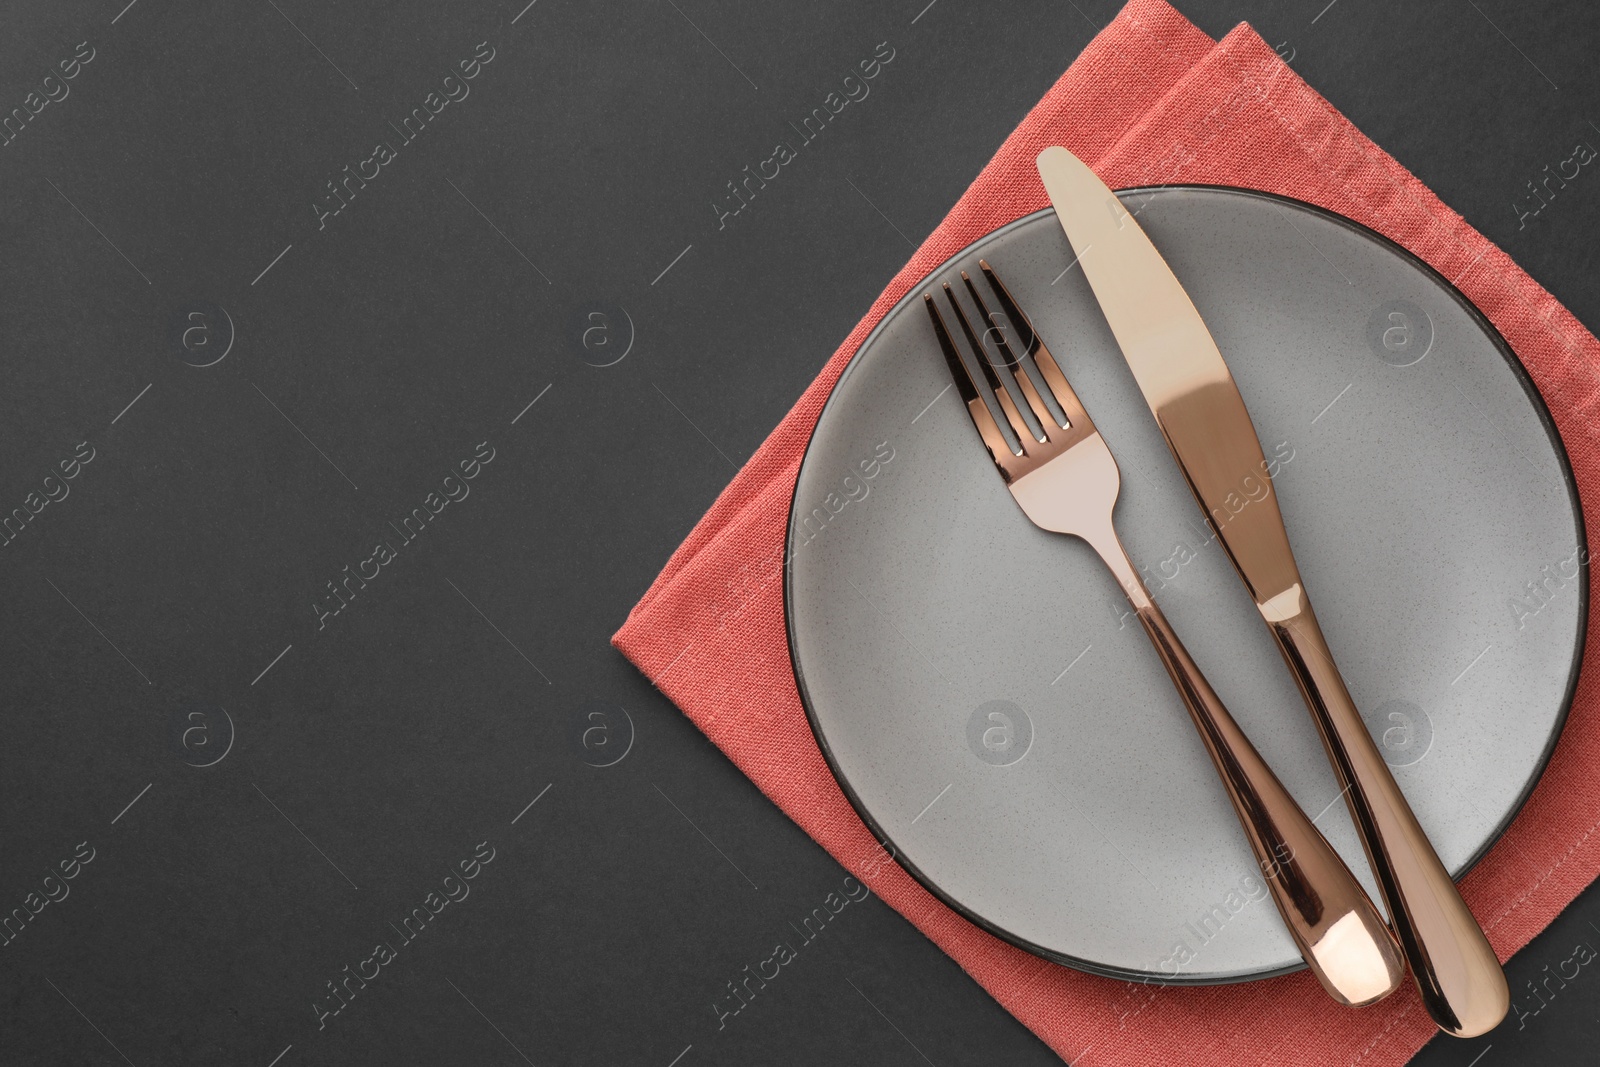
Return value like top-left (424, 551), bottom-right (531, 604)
top-left (1037, 145), bottom-right (1508, 1037)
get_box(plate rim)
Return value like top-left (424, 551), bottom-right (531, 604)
top-left (782, 184), bottom-right (1590, 985)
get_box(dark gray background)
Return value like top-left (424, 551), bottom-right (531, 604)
top-left (0, 0), bottom-right (1594, 1064)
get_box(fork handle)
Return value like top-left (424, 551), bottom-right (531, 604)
top-left (1081, 524), bottom-right (1404, 1004)
top-left (1266, 592), bottom-right (1509, 1036)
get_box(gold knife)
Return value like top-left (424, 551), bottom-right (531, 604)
top-left (1036, 145), bottom-right (1508, 1036)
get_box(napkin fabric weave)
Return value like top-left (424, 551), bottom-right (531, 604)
top-left (615, 3), bottom-right (1600, 1062)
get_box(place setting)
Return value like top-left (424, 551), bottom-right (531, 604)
top-left (615, 3), bottom-right (1600, 1061)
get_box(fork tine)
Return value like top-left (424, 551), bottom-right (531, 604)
top-left (941, 283), bottom-right (1034, 447)
top-left (962, 270), bottom-right (1055, 437)
top-left (979, 259), bottom-right (1091, 432)
top-left (924, 294), bottom-right (1017, 463)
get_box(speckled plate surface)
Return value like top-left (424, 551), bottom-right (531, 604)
top-left (786, 188), bottom-right (1586, 984)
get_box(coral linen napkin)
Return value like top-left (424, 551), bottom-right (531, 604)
top-left (614, 1), bottom-right (1600, 1062)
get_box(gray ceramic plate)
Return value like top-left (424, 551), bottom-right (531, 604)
top-left (786, 188), bottom-right (1585, 984)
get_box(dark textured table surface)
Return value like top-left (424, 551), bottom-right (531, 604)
top-left (2, 1), bottom-right (1596, 1063)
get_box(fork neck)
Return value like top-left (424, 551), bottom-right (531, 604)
top-left (1075, 520), bottom-right (1156, 616)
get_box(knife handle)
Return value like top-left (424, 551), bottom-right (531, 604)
top-left (1085, 529), bottom-right (1404, 1004)
top-left (1267, 592), bottom-right (1509, 1036)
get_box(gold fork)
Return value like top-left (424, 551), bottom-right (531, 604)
top-left (925, 260), bottom-right (1404, 1004)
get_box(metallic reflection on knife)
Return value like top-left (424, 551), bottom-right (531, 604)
top-left (1036, 146), bottom-right (1508, 1036)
